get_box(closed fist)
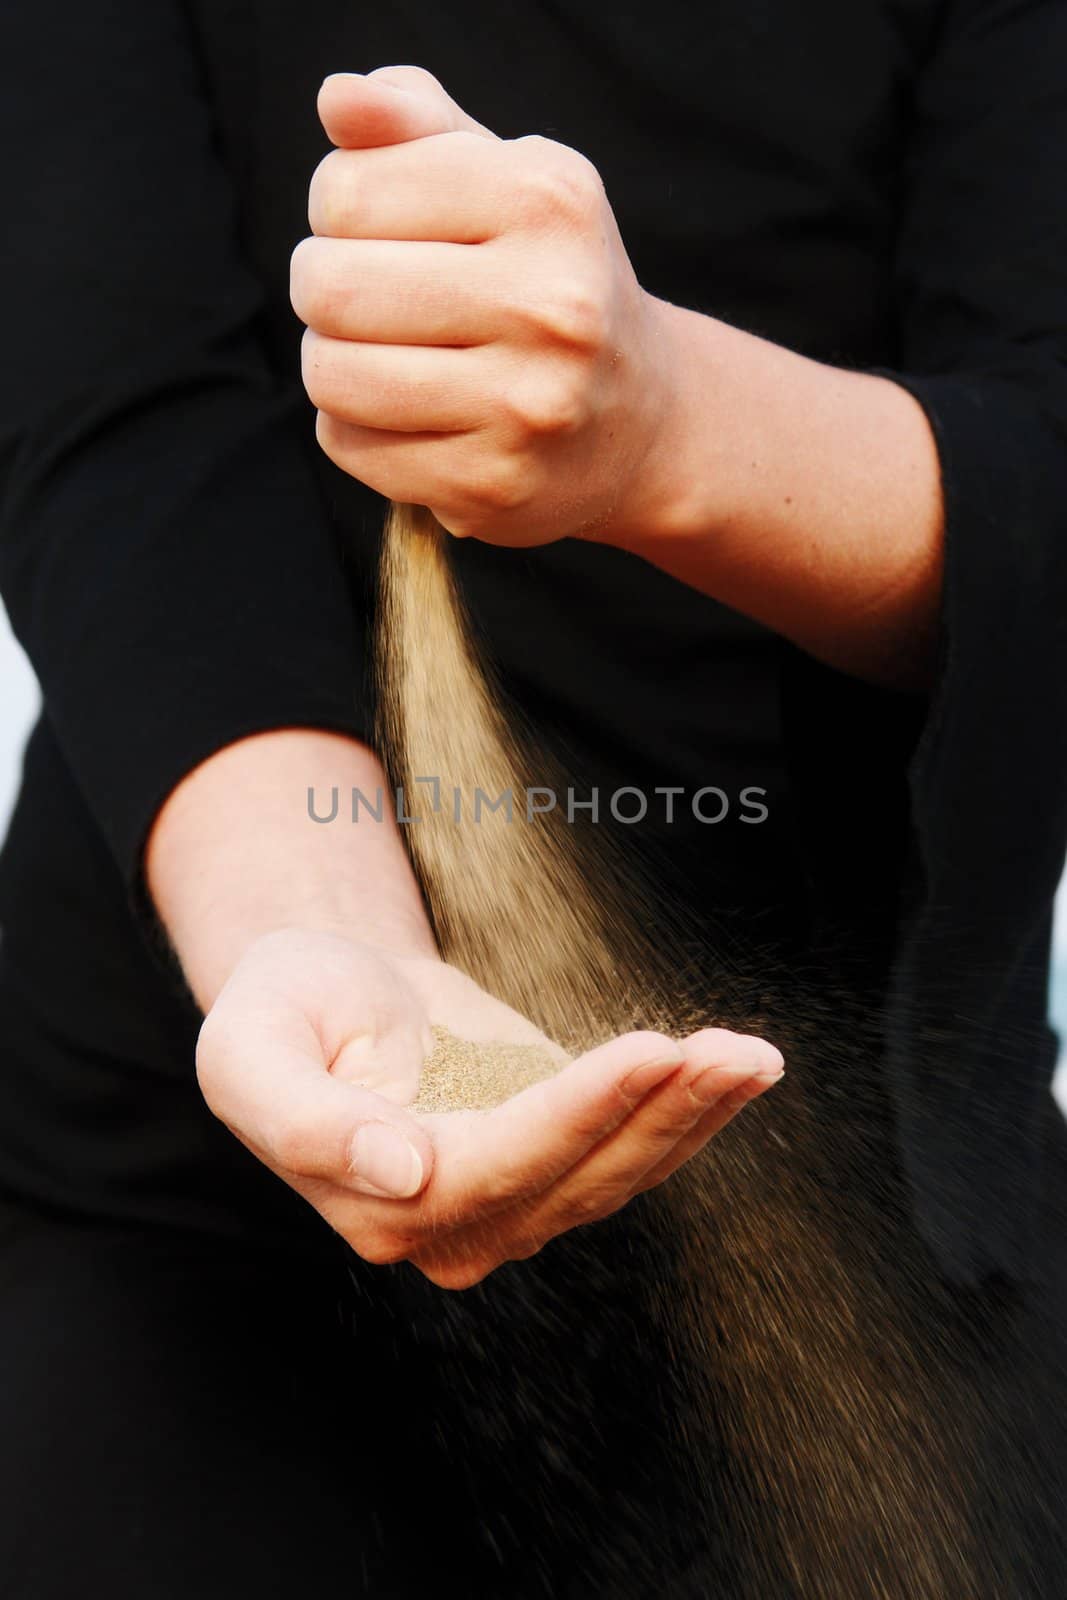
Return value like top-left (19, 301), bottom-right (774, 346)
top-left (290, 66), bottom-right (678, 546)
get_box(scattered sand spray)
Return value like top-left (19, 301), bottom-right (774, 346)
top-left (375, 501), bottom-right (1003, 1597)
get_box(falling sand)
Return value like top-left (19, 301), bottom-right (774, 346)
top-left (374, 501), bottom-right (1047, 1598)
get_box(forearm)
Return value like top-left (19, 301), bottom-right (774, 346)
top-left (145, 727), bottom-right (437, 1012)
top-left (616, 299), bottom-right (944, 690)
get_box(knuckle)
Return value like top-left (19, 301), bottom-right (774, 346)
top-left (194, 1010), bottom-right (222, 1070)
top-left (507, 274), bottom-right (609, 356)
top-left (301, 329), bottom-right (339, 410)
top-left (351, 1230), bottom-right (413, 1268)
top-left (568, 1177), bottom-right (625, 1225)
top-left (432, 509), bottom-right (475, 539)
top-left (266, 1117), bottom-right (324, 1176)
top-left (314, 409), bottom-right (355, 471)
top-left (307, 150), bottom-right (349, 236)
top-left (514, 138), bottom-right (604, 223)
top-left (369, 63), bottom-right (443, 95)
top-left (569, 1188), bottom-right (612, 1225)
top-left (288, 236), bottom-right (311, 292)
top-left (542, 277), bottom-right (610, 353)
top-left (440, 127), bottom-right (490, 160)
top-left (314, 406), bottom-right (338, 448)
top-left (464, 457), bottom-right (535, 515)
top-left (194, 1011), bottom-right (240, 1108)
top-left (510, 372), bottom-right (589, 436)
top-left (506, 1237), bottom-right (545, 1263)
top-left (420, 1256), bottom-right (494, 1292)
top-left (289, 237), bottom-right (334, 326)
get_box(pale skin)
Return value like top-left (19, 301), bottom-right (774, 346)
top-left (151, 730), bottom-right (783, 1291)
top-left (293, 66), bottom-right (945, 690)
top-left (153, 65), bottom-right (945, 1290)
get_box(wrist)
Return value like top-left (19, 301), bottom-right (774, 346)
top-left (146, 728), bottom-right (438, 1012)
top-left (211, 907), bottom-right (440, 1000)
top-left (165, 889), bottom-right (439, 1018)
top-left (590, 297), bottom-right (944, 686)
top-left (596, 294), bottom-right (751, 555)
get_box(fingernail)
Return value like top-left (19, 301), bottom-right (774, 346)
top-left (693, 1063), bottom-right (784, 1103)
top-left (744, 1038), bottom-right (784, 1077)
top-left (350, 1122), bottom-right (424, 1198)
top-left (733, 1067), bottom-right (784, 1102)
top-left (620, 1052), bottom-right (684, 1102)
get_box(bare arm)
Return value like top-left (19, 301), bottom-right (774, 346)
top-left (296, 68), bottom-right (942, 696)
top-left (145, 728), bottom-right (781, 1286)
top-left (145, 727), bottom-right (436, 1011)
top-left (613, 304), bottom-right (944, 691)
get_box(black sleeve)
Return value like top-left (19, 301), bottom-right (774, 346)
top-left (0, 1), bottom-right (372, 909)
top-left (877, 0), bottom-right (1067, 1284)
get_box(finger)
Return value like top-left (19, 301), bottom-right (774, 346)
top-left (562, 1038), bottom-right (782, 1204)
top-left (626, 1029), bottom-right (785, 1196)
top-left (438, 1035), bottom-right (783, 1259)
top-left (301, 329), bottom-right (487, 431)
top-left (405, 1065), bottom-right (723, 1283)
top-left (308, 134), bottom-right (513, 242)
top-left (291, 237), bottom-right (505, 345)
top-left (310, 416), bottom-right (511, 528)
top-left (304, 1030), bottom-right (689, 1279)
top-left (407, 1031), bottom-right (687, 1226)
top-left (318, 66), bottom-right (496, 150)
top-left (196, 1005), bottom-right (434, 1200)
top-left (319, 1028), bottom-right (686, 1249)
top-left (627, 1082), bottom-right (773, 1200)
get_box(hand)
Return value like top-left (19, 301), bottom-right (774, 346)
top-left (196, 927), bottom-right (783, 1289)
top-left (289, 66), bottom-right (680, 546)
top-left (291, 68), bottom-right (943, 687)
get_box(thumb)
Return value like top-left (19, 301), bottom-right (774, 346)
top-left (318, 65), bottom-right (497, 150)
top-left (197, 1013), bottom-right (435, 1200)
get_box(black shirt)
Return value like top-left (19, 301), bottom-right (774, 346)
top-left (1, 0), bottom-right (1065, 1284)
